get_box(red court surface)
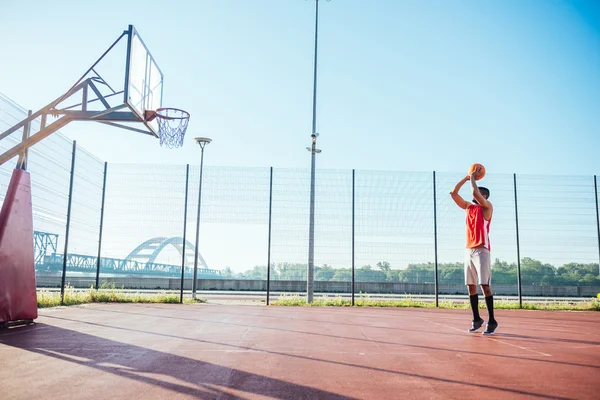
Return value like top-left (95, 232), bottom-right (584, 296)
top-left (1, 303), bottom-right (599, 399)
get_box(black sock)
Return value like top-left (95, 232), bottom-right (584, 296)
top-left (469, 294), bottom-right (480, 321)
top-left (485, 295), bottom-right (496, 323)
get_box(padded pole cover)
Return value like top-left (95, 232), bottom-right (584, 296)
top-left (0, 169), bottom-right (38, 324)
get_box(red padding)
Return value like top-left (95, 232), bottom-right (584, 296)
top-left (0, 169), bottom-right (38, 324)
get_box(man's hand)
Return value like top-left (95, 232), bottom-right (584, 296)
top-left (469, 166), bottom-right (483, 180)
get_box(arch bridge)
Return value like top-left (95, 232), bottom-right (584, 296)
top-left (34, 232), bottom-right (222, 278)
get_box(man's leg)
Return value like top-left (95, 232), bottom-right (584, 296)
top-left (481, 284), bottom-right (495, 322)
top-left (475, 248), bottom-right (498, 334)
top-left (468, 284), bottom-right (482, 320)
top-left (466, 252), bottom-right (484, 332)
top-left (481, 284), bottom-right (498, 334)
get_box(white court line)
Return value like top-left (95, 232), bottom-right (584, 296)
top-left (485, 337), bottom-right (552, 357)
top-left (421, 318), bottom-right (553, 357)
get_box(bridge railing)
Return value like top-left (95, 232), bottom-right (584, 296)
top-left (37, 253), bottom-right (222, 278)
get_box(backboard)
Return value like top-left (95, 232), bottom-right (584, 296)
top-left (124, 25), bottom-right (163, 137)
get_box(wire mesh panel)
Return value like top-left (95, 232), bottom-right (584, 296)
top-left (436, 172), bottom-right (518, 298)
top-left (355, 170), bottom-right (435, 300)
top-left (100, 164), bottom-right (187, 289)
top-left (516, 174), bottom-right (599, 295)
top-left (3, 90), bottom-right (599, 302)
top-left (0, 93), bottom-right (73, 289)
top-left (185, 166), bottom-right (270, 296)
top-left (64, 147), bottom-right (104, 288)
top-left (269, 168), bottom-right (310, 302)
top-left (313, 169), bottom-right (353, 297)
top-left (0, 94), bottom-right (24, 171)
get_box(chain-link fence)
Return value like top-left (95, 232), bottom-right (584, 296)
top-left (2, 93), bottom-right (599, 304)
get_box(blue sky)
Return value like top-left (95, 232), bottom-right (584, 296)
top-left (1, 0), bottom-right (599, 176)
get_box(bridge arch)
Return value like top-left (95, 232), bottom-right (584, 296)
top-left (125, 237), bottom-right (209, 270)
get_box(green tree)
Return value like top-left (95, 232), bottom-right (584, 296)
top-left (222, 266), bottom-right (234, 278)
top-left (402, 263), bottom-right (435, 283)
top-left (357, 265), bottom-right (386, 282)
top-left (315, 265), bottom-right (336, 281)
top-left (439, 266), bottom-right (463, 284)
top-left (491, 258), bottom-right (517, 284)
top-left (521, 258), bottom-right (555, 285)
top-left (274, 262), bottom-right (307, 281)
top-left (377, 261), bottom-right (391, 272)
top-left (242, 266), bottom-right (267, 280)
top-left (555, 263), bottom-right (600, 285)
top-left (332, 269), bottom-right (352, 281)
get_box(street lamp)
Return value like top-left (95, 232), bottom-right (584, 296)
top-left (306, 0), bottom-right (324, 304)
top-left (192, 137), bottom-right (212, 299)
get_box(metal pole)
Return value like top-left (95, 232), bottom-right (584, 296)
top-left (513, 173), bottom-right (522, 308)
top-left (308, 143), bottom-right (316, 304)
top-left (266, 167), bottom-right (273, 305)
top-left (192, 147), bottom-right (206, 299)
top-left (352, 169), bottom-right (355, 306)
top-left (595, 175), bottom-right (600, 276)
top-left (433, 171), bottom-right (439, 307)
top-left (311, 0), bottom-right (319, 135)
top-left (181, 164), bottom-right (190, 304)
top-left (95, 162), bottom-right (107, 290)
top-left (307, 0), bottom-right (321, 305)
top-left (61, 141), bottom-right (77, 304)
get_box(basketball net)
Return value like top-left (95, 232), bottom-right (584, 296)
top-left (155, 108), bottom-right (190, 148)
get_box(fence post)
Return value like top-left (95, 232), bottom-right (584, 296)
top-left (95, 162), bottom-right (107, 290)
top-left (266, 167), bottom-right (273, 305)
top-left (513, 173), bottom-right (522, 308)
top-left (352, 169), bottom-right (355, 306)
top-left (60, 141), bottom-right (77, 304)
top-left (180, 164), bottom-right (190, 304)
top-left (595, 175), bottom-right (600, 276)
top-left (433, 171), bottom-right (439, 307)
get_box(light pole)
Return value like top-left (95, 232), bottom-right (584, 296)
top-left (306, 0), bottom-right (323, 304)
top-left (192, 137), bottom-right (211, 299)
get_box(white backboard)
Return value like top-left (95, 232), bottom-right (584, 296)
top-left (124, 25), bottom-right (163, 137)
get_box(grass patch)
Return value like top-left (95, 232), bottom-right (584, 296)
top-left (495, 299), bottom-right (600, 311)
top-left (37, 283), bottom-right (207, 308)
top-left (272, 294), bottom-right (436, 308)
top-left (271, 294), bottom-right (600, 311)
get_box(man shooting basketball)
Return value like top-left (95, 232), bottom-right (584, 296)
top-left (450, 166), bottom-right (498, 335)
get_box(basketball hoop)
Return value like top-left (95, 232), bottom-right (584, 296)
top-left (151, 108), bottom-right (190, 148)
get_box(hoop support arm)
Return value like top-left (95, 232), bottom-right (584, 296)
top-left (0, 117), bottom-right (73, 167)
top-left (0, 79), bottom-right (90, 142)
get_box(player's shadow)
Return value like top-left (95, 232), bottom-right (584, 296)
top-left (0, 324), bottom-right (354, 400)
top-left (1, 321), bottom-right (580, 400)
top-left (24, 313), bottom-right (597, 400)
top-left (84, 307), bottom-right (600, 370)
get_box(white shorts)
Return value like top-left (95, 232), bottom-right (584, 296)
top-left (465, 248), bottom-right (491, 285)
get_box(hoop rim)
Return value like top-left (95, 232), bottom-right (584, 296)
top-left (155, 107), bottom-right (190, 120)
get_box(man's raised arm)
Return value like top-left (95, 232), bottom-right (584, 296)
top-left (450, 176), bottom-right (470, 209)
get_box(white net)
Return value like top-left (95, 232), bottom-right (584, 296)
top-left (156, 108), bottom-right (190, 148)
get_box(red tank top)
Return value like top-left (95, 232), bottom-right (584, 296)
top-left (466, 204), bottom-right (491, 250)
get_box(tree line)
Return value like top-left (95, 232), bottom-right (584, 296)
top-left (223, 258), bottom-right (600, 286)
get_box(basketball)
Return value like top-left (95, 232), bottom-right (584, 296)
top-left (468, 163), bottom-right (486, 180)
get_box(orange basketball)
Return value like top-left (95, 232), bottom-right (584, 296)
top-left (468, 163), bottom-right (486, 180)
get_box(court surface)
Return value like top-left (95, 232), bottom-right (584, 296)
top-left (1, 303), bottom-right (598, 399)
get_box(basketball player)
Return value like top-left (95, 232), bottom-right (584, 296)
top-left (449, 166), bottom-right (498, 335)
